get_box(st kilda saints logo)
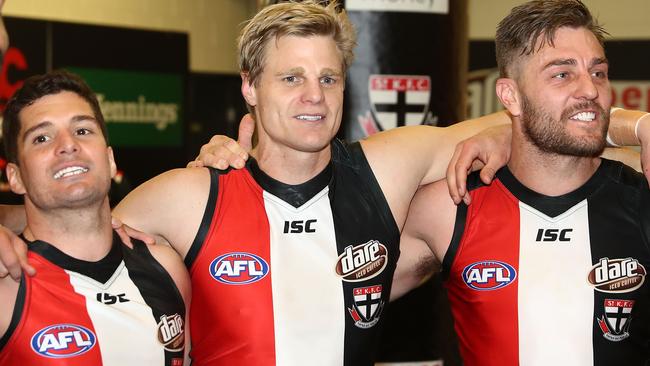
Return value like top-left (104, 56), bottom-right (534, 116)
top-left (588, 257), bottom-right (646, 293)
top-left (357, 75), bottom-right (432, 136)
top-left (596, 299), bottom-right (635, 342)
top-left (157, 313), bottom-right (184, 352)
top-left (335, 240), bottom-right (388, 282)
top-left (347, 285), bottom-right (385, 329)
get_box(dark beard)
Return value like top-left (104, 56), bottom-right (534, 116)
top-left (520, 95), bottom-right (609, 157)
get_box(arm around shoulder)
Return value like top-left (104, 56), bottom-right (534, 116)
top-left (360, 111), bottom-right (510, 229)
top-left (112, 167), bottom-right (212, 259)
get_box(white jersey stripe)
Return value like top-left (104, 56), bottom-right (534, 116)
top-left (66, 263), bottom-right (165, 365)
top-left (518, 200), bottom-right (594, 365)
top-left (264, 188), bottom-right (345, 365)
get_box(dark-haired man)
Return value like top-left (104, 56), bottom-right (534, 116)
top-left (0, 70), bottom-right (190, 365)
top-left (400, 1), bottom-right (650, 364)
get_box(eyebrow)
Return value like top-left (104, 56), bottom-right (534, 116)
top-left (274, 67), bottom-right (343, 77)
top-left (543, 57), bottom-right (609, 70)
top-left (321, 68), bottom-right (343, 77)
top-left (21, 114), bottom-right (98, 143)
top-left (275, 67), bottom-right (305, 77)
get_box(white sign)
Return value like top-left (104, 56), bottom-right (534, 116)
top-left (346, 0), bottom-right (449, 14)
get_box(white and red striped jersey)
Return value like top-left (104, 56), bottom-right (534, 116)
top-left (0, 235), bottom-right (185, 365)
top-left (185, 140), bottom-right (400, 366)
top-left (444, 159), bottom-right (650, 366)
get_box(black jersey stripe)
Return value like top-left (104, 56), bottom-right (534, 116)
top-left (185, 167), bottom-right (220, 269)
top-left (123, 240), bottom-right (186, 365)
top-left (0, 274), bottom-right (27, 351)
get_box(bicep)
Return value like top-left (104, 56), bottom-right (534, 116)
top-left (361, 112), bottom-right (510, 226)
top-left (113, 168), bottom-right (211, 257)
top-left (390, 233), bottom-right (436, 301)
top-left (404, 180), bottom-right (458, 264)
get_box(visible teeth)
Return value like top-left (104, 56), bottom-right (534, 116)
top-left (296, 115), bottom-right (323, 121)
top-left (53, 166), bottom-right (88, 179)
top-left (571, 112), bottom-right (595, 122)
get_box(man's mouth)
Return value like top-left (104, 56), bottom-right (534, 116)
top-left (296, 114), bottom-right (324, 121)
top-left (53, 166), bottom-right (89, 180)
top-left (569, 111), bottom-right (596, 122)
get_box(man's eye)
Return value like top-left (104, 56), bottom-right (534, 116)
top-left (553, 72), bottom-right (568, 79)
top-left (284, 76), bottom-right (298, 83)
top-left (593, 71), bottom-right (608, 79)
top-left (33, 135), bottom-right (49, 144)
top-left (321, 76), bottom-right (337, 85)
top-left (76, 128), bottom-right (92, 135)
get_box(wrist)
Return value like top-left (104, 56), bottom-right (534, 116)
top-left (634, 112), bottom-right (650, 146)
top-left (607, 108), bottom-right (650, 146)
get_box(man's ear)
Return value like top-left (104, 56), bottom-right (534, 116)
top-left (107, 146), bottom-right (117, 179)
top-left (241, 73), bottom-right (257, 107)
top-left (6, 163), bottom-right (26, 195)
top-left (496, 78), bottom-right (522, 117)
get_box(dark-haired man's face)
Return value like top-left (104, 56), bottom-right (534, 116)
top-left (516, 26), bottom-right (611, 157)
top-left (6, 91), bottom-right (115, 211)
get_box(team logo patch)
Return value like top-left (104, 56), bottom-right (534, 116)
top-left (348, 285), bottom-right (385, 329)
top-left (157, 313), bottom-right (185, 352)
top-left (210, 252), bottom-right (269, 285)
top-left (31, 324), bottom-right (96, 358)
top-left (597, 299), bottom-right (635, 342)
top-left (462, 260), bottom-right (517, 291)
top-left (588, 258), bottom-right (646, 293)
top-left (368, 74), bottom-right (431, 131)
top-left (335, 240), bottom-right (387, 282)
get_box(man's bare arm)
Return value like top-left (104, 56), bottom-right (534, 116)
top-left (360, 112), bottom-right (511, 229)
top-left (389, 234), bottom-right (436, 301)
top-left (447, 109), bottom-right (650, 205)
top-left (391, 179), bottom-right (460, 298)
top-left (112, 168), bottom-right (211, 259)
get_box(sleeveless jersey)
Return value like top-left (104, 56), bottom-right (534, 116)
top-left (185, 140), bottom-right (400, 366)
top-left (444, 159), bottom-right (650, 366)
top-left (0, 233), bottom-right (186, 365)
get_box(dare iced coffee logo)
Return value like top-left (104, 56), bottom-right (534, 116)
top-left (588, 257), bottom-right (646, 293)
top-left (335, 240), bottom-right (388, 282)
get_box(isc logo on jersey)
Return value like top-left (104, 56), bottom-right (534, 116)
top-left (31, 324), bottom-right (96, 358)
top-left (210, 252), bottom-right (269, 285)
top-left (462, 260), bottom-right (517, 291)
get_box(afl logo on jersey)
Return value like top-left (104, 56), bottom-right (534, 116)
top-left (31, 324), bottom-right (96, 358)
top-left (210, 252), bottom-right (269, 285)
top-left (462, 260), bottom-right (517, 291)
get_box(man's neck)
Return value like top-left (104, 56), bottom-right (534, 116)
top-left (508, 139), bottom-right (601, 197)
top-left (252, 142), bottom-right (332, 185)
top-left (23, 198), bottom-right (113, 262)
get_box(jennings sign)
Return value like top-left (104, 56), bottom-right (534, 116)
top-left (69, 67), bottom-right (183, 147)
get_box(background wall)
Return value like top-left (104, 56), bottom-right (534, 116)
top-left (3, 0), bottom-right (649, 74)
top-left (470, 0), bottom-right (650, 39)
top-left (2, 0), bottom-right (257, 73)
